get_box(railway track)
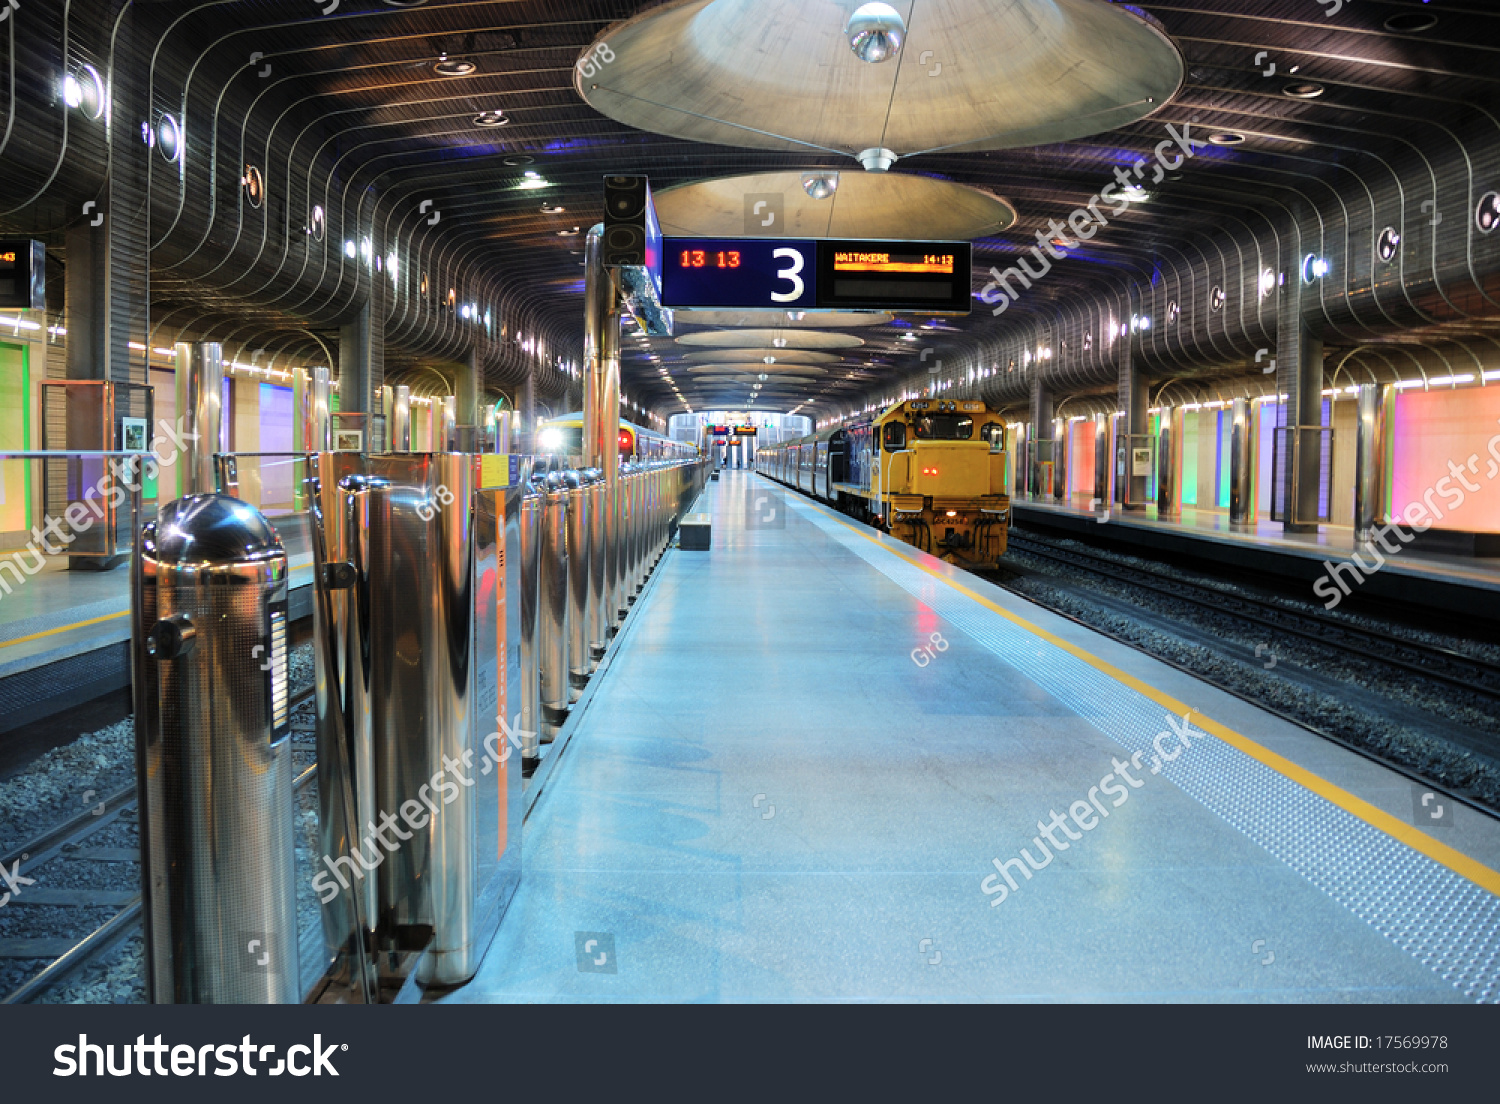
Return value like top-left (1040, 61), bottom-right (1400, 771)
top-left (0, 685), bottom-right (318, 1005)
top-left (1005, 531), bottom-right (1500, 705)
top-left (995, 529), bottom-right (1500, 814)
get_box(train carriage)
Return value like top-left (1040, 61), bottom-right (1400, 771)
top-left (762, 399), bottom-right (1011, 569)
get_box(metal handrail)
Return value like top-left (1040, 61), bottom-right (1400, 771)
top-left (878, 448), bottom-right (914, 521)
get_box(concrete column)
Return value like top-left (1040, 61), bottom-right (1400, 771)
top-left (174, 342), bottom-right (223, 496)
top-left (1116, 335), bottom-right (1149, 509)
top-left (1277, 220), bottom-right (1325, 533)
top-left (519, 373), bottom-right (537, 454)
top-left (1229, 397), bottom-right (1254, 526)
top-left (454, 348), bottom-right (480, 430)
top-left (1028, 373), bottom-right (1052, 500)
top-left (339, 303), bottom-right (376, 436)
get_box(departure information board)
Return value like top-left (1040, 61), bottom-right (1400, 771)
top-left (661, 237), bottom-right (970, 314)
top-left (0, 240), bottom-right (45, 311)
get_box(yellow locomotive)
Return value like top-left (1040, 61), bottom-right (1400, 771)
top-left (759, 398), bottom-right (1011, 568)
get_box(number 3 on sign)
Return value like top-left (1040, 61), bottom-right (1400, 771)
top-left (771, 247), bottom-right (805, 303)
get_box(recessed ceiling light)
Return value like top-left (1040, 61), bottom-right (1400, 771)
top-left (1209, 132), bottom-right (1246, 146)
top-left (474, 111), bottom-right (509, 127)
top-left (1283, 82), bottom-right (1324, 99)
top-left (1209, 286), bottom-right (1225, 311)
top-left (557, 227), bottom-right (580, 236)
top-left (503, 155), bottom-right (535, 166)
top-left (1384, 12), bottom-right (1438, 33)
top-left (541, 204), bottom-right (565, 214)
top-left (435, 58), bottom-right (477, 77)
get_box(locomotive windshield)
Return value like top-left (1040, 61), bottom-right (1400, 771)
top-left (912, 414), bottom-right (973, 440)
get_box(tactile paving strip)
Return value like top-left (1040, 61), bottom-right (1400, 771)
top-left (790, 496), bottom-right (1500, 1002)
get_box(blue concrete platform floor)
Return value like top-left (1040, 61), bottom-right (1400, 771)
top-left (442, 470), bottom-right (1500, 1003)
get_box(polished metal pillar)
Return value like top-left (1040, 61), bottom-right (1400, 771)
top-left (518, 479), bottom-right (542, 762)
top-left (566, 471), bottom-right (591, 703)
top-left (1354, 383), bottom-right (1388, 543)
top-left (302, 365), bottom-right (332, 453)
top-left (174, 342), bottom-right (223, 496)
top-left (1093, 413), bottom-right (1109, 509)
top-left (538, 471), bottom-right (570, 737)
top-left (1229, 397), bottom-right (1254, 526)
top-left (581, 225), bottom-right (621, 632)
top-left (392, 386), bottom-right (411, 451)
top-left (496, 410), bottom-right (514, 454)
top-left (1157, 405), bottom-right (1180, 519)
top-left (586, 469), bottom-right (608, 665)
top-left (1052, 417), bottom-right (1067, 503)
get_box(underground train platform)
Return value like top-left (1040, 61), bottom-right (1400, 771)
top-left (442, 469), bottom-right (1500, 1004)
top-left (6, 0), bottom-right (1500, 1090)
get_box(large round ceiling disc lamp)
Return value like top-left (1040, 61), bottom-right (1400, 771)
top-left (682, 349), bottom-right (840, 365)
top-left (656, 170), bottom-right (1013, 239)
top-left (676, 329), bottom-right (863, 350)
top-left (675, 309), bottom-right (893, 328)
top-left (575, 0), bottom-right (1183, 166)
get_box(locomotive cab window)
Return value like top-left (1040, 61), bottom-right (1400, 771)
top-left (912, 414), bottom-right (973, 440)
top-left (882, 422), bottom-right (907, 451)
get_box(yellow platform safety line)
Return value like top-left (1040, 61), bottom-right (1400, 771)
top-left (0, 610), bottom-right (129, 649)
top-left (811, 497), bottom-right (1500, 901)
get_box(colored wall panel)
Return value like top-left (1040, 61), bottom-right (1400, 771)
top-left (1391, 386), bottom-right (1500, 534)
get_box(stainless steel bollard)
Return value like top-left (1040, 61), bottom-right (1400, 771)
top-left (615, 464), bottom-right (633, 621)
top-left (565, 470), bottom-right (591, 703)
top-left (539, 471), bottom-right (570, 736)
top-left (586, 469), bottom-right (608, 665)
top-left (309, 452), bottom-right (520, 988)
top-left (518, 479), bottom-right (543, 760)
top-left (137, 493), bottom-right (297, 1003)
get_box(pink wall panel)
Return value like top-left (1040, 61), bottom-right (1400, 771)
top-left (1390, 387), bottom-right (1500, 534)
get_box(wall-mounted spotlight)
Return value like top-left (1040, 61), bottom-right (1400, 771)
top-left (242, 165), bottom-right (264, 209)
top-left (1377, 226), bottom-right (1401, 262)
top-left (1259, 267), bottom-right (1277, 297)
top-left (1477, 192), bottom-right (1500, 234)
top-left (155, 113), bottom-right (182, 162)
top-left (1302, 254), bottom-right (1330, 282)
top-left (63, 65), bottom-right (105, 120)
top-left (1209, 285), bottom-right (1226, 311)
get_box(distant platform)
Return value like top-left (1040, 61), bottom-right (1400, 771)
top-left (438, 471), bottom-right (1500, 1003)
top-left (1013, 496), bottom-right (1500, 620)
top-left (0, 513), bottom-right (314, 735)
